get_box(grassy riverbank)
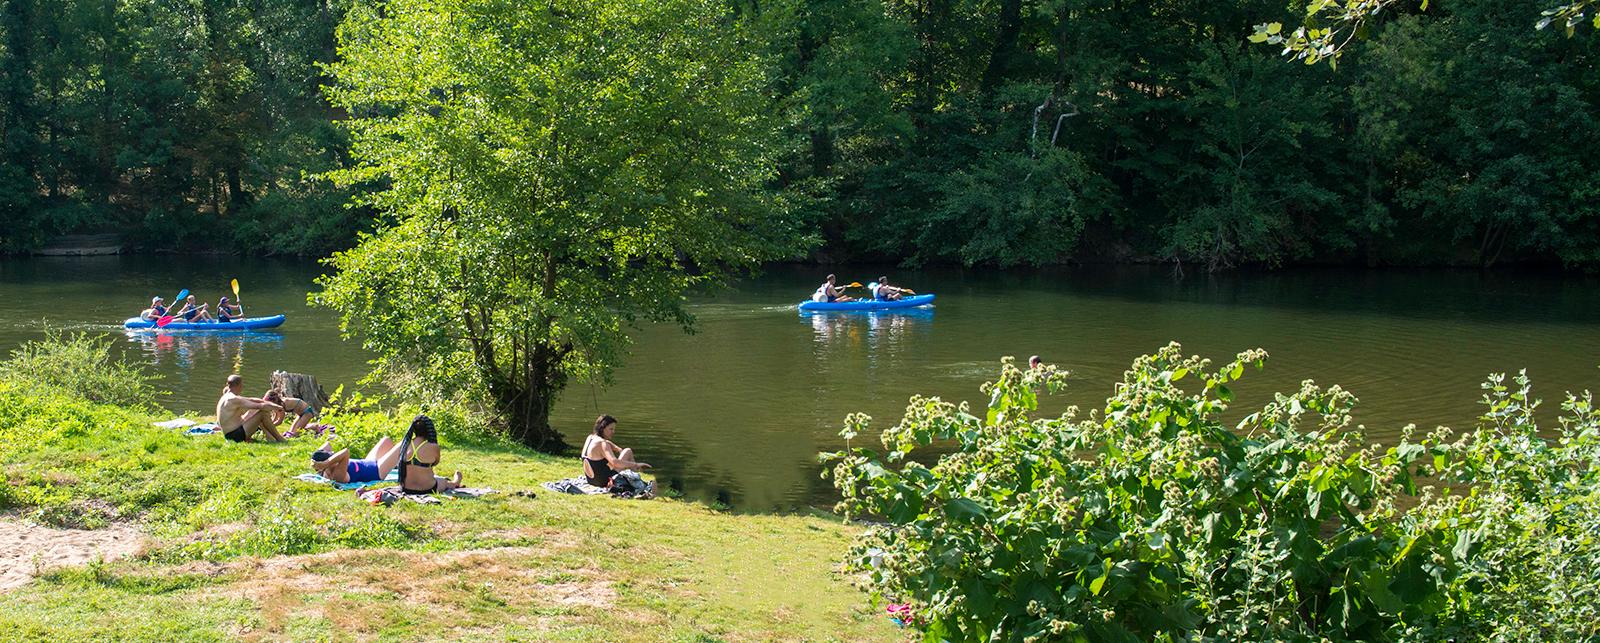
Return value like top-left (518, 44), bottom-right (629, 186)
top-left (0, 378), bottom-right (894, 640)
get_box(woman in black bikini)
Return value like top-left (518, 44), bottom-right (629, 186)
top-left (398, 415), bottom-right (465, 495)
top-left (582, 415), bottom-right (650, 487)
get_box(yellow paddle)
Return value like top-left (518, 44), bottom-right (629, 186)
top-left (230, 279), bottom-right (242, 318)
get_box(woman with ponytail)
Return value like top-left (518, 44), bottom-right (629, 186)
top-left (398, 414), bottom-right (466, 495)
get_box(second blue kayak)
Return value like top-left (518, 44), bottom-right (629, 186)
top-left (123, 314), bottom-right (286, 331)
top-left (798, 294), bottom-right (935, 312)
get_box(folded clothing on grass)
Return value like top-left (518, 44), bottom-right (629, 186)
top-left (153, 418), bottom-right (198, 429)
top-left (294, 471), bottom-right (398, 491)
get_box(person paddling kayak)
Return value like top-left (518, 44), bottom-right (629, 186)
top-left (216, 296), bottom-right (243, 323)
top-left (174, 295), bottom-right (212, 322)
top-left (873, 276), bottom-right (914, 302)
top-left (139, 296), bottom-right (167, 321)
top-left (812, 274), bottom-right (855, 303)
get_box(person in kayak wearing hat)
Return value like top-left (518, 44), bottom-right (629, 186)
top-left (139, 296), bottom-right (168, 321)
top-left (216, 296), bottom-right (244, 323)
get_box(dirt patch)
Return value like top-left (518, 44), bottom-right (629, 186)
top-left (0, 517), bottom-right (146, 592)
top-left (201, 546), bottom-right (622, 638)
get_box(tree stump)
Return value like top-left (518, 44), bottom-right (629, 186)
top-left (271, 371), bottom-right (332, 410)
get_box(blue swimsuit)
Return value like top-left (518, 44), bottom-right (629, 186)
top-left (346, 459), bottom-right (382, 482)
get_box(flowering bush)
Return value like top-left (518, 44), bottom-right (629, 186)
top-left (825, 343), bottom-right (1600, 641)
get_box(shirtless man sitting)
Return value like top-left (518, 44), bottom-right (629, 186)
top-left (216, 374), bottom-right (284, 443)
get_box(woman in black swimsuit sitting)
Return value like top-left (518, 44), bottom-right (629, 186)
top-left (398, 415), bottom-right (465, 495)
top-left (582, 415), bottom-right (650, 487)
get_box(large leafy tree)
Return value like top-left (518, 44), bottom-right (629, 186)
top-left (317, 0), bottom-right (801, 449)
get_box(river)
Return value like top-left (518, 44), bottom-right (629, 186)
top-left (2, 256), bottom-right (1598, 510)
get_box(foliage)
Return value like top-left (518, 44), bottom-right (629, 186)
top-left (0, 331), bottom-right (159, 408)
top-left (1252, 0), bottom-right (1596, 66)
top-left (0, 0), bottom-right (360, 255)
top-left (316, 0), bottom-right (804, 449)
top-left (825, 346), bottom-right (1600, 640)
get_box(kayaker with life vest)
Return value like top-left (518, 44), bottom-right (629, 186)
top-left (140, 296), bottom-right (168, 321)
top-left (873, 276), bottom-right (915, 301)
top-left (174, 295), bottom-right (213, 322)
top-left (216, 296), bottom-right (243, 323)
top-left (812, 274), bottom-right (856, 303)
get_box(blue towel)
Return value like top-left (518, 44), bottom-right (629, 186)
top-left (294, 471), bottom-right (398, 491)
top-left (186, 424), bottom-right (220, 436)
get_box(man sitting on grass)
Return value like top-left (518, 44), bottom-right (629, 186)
top-left (216, 374), bottom-right (284, 443)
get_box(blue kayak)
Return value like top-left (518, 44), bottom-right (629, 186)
top-left (798, 294), bottom-right (935, 312)
top-left (123, 315), bottom-right (286, 331)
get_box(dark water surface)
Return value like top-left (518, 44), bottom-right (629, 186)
top-left (3, 256), bottom-right (1598, 510)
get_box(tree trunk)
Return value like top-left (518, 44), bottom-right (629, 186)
top-left (491, 369), bottom-right (566, 452)
top-left (270, 370), bottom-right (332, 410)
top-left (979, 0), bottom-right (1023, 95)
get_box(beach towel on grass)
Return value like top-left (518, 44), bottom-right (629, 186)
top-left (154, 418), bottom-right (198, 429)
top-left (354, 487), bottom-right (499, 506)
top-left (443, 487), bottom-right (498, 498)
top-left (542, 472), bottom-right (654, 499)
top-left (186, 423), bottom-right (220, 436)
top-left (542, 477), bottom-right (608, 495)
top-left (294, 471), bottom-right (398, 491)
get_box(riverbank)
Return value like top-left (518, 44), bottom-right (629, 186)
top-left (0, 382), bottom-right (895, 640)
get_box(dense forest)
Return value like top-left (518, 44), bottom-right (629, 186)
top-left (1, 0), bottom-right (1597, 268)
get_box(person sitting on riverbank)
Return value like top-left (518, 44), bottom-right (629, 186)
top-left (812, 274), bottom-right (855, 303)
top-left (874, 277), bottom-right (913, 302)
top-left (264, 390), bottom-right (325, 437)
top-left (139, 296), bottom-right (167, 321)
top-left (216, 374), bottom-right (284, 442)
top-left (216, 296), bottom-right (243, 323)
top-left (398, 415), bottom-right (465, 495)
top-left (309, 437), bottom-right (402, 484)
top-left (582, 415), bottom-right (651, 487)
top-left (174, 295), bottom-right (212, 322)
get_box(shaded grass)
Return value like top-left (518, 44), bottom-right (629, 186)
top-left (0, 382), bottom-right (895, 641)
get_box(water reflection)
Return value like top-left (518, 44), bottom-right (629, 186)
top-left (124, 331), bottom-right (284, 372)
top-left (804, 308), bottom-right (934, 344)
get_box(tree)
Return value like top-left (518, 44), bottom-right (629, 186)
top-left (1252, 0), bottom-right (1597, 67)
top-left (316, 0), bottom-right (803, 449)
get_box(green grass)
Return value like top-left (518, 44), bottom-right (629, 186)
top-left (0, 382), bottom-right (897, 641)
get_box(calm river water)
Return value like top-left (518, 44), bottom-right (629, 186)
top-left (3, 256), bottom-right (1598, 510)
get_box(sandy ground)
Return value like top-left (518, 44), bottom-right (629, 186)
top-left (0, 518), bottom-right (146, 591)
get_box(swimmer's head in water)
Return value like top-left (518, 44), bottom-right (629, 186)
top-left (311, 449), bottom-right (333, 463)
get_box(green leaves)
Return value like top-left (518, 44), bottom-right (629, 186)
top-left (318, 0), bottom-right (803, 448)
top-left (829, 343), bottom-right (1600, 639)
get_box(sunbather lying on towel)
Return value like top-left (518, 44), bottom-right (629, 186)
top-left (310, 437), bottom-right (403, 484)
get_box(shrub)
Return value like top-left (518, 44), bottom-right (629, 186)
top-left (0, 331), bottom-right (160, 408)
top-left (825, 344), bottom-right (1600, 641)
